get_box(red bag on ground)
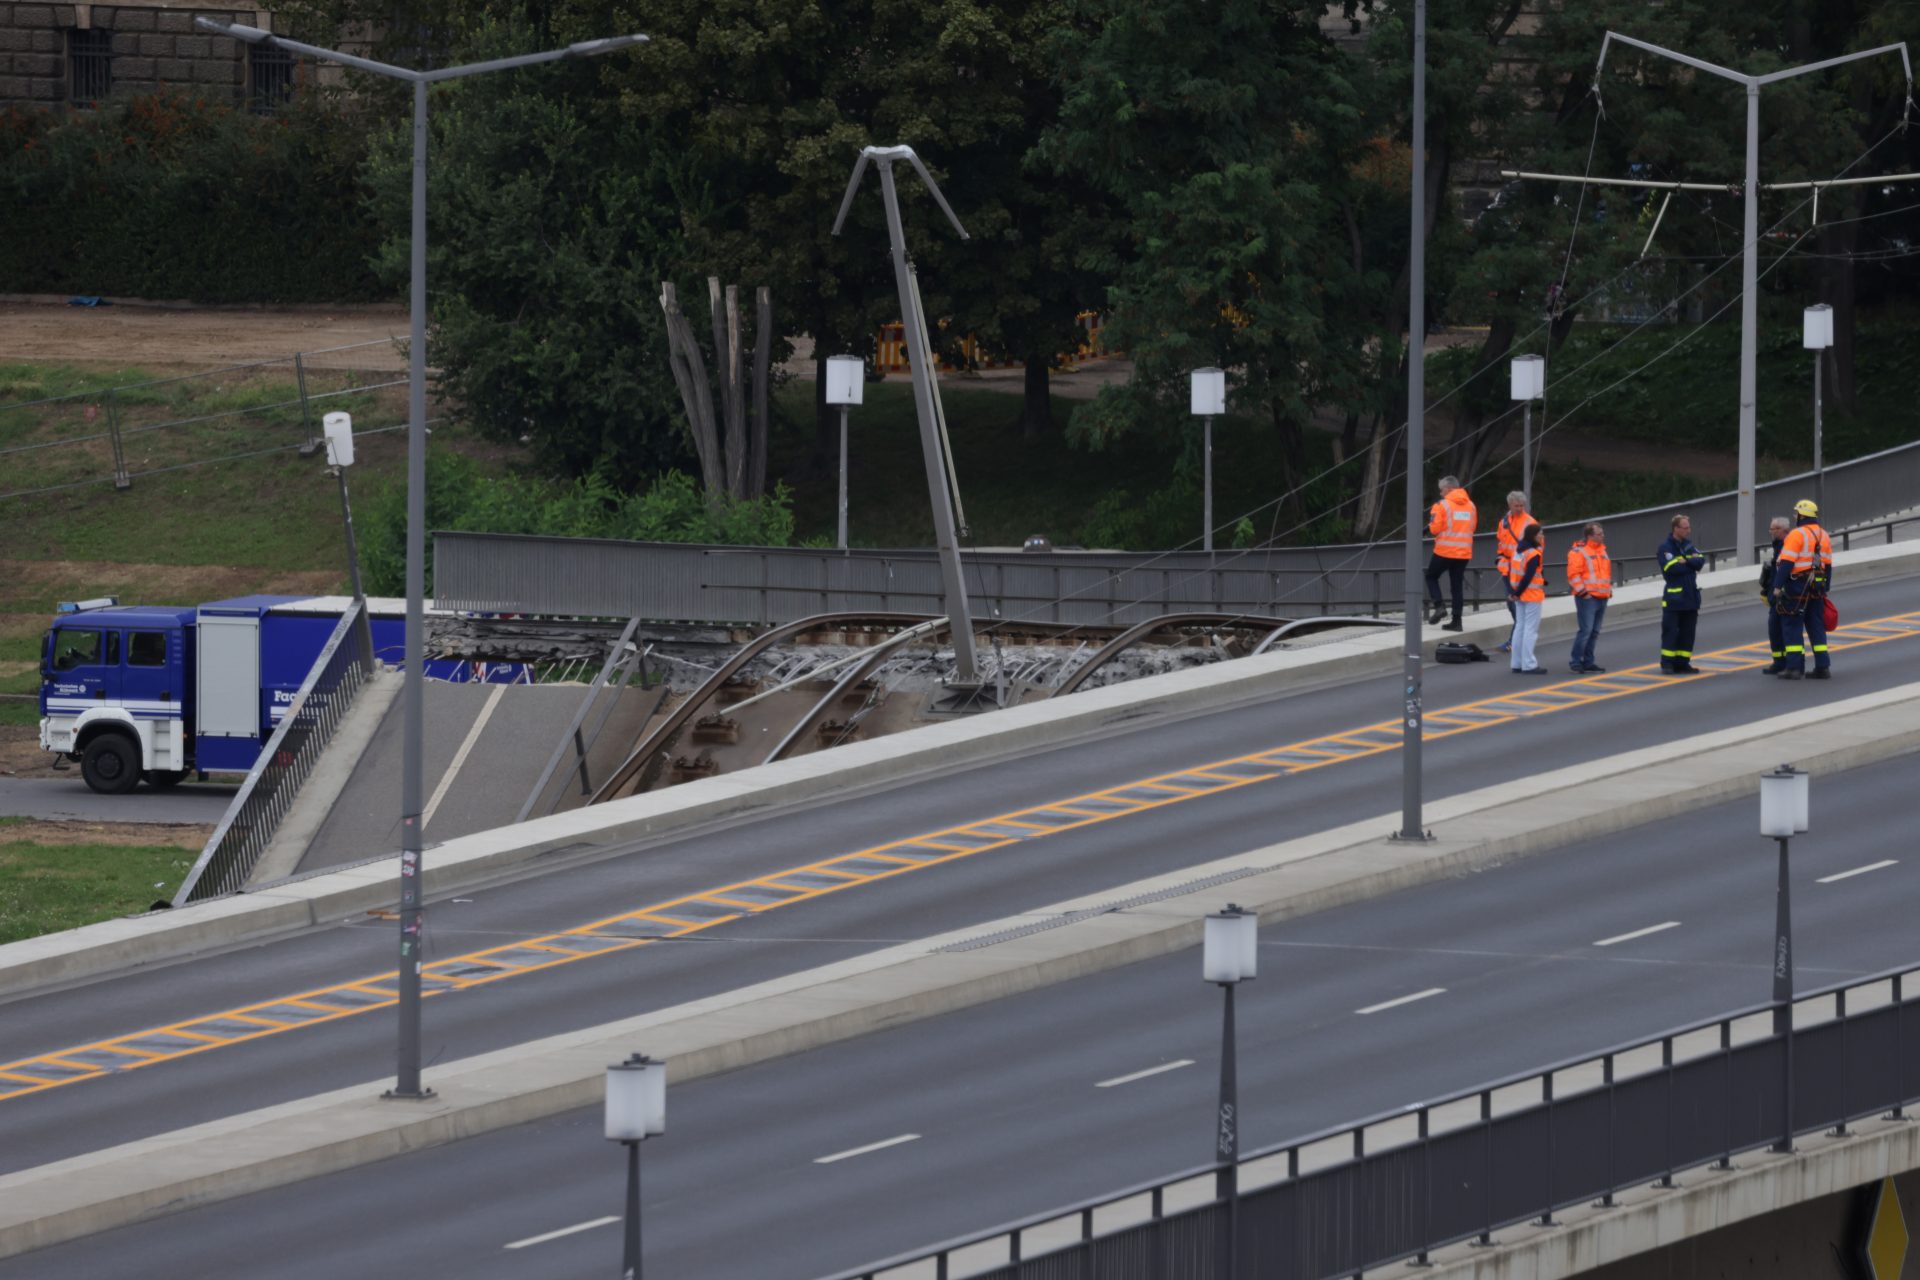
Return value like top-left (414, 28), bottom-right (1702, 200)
top-left (1822, 595), bottom-right (1839, 631)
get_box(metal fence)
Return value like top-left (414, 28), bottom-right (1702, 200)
top-left (0, 339), bottom-right (406, 503)
top-left (433, 434), bottom-right (1920, 627)
top-left (174, 601), bottom-right (374, 905)
top-left (820, 960), bottom-right (1920, 1280)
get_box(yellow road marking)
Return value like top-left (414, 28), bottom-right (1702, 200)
top-left (6, 610), bottom-right (1919, 1104)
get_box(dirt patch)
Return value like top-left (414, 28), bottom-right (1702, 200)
top-left (0, 818), bottom-right (210, 848)
top-left (0, 301), bottom-right (407, 370)
top-left (0, 726), bottom-right (55, 777)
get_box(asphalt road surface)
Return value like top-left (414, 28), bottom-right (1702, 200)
top-left (0, 775), bottom-right (234, 824)
top-left (7, 752), bottom-right (1914, 1280)
top-left (1, 577), bottom-right (1915, 1180)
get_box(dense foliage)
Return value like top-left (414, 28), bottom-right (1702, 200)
top-left (0, 92), bottom-right (382, 302)
top-left (359, 454), bottom-right (796, 595)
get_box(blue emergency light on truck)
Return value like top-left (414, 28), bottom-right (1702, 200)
top-left (39, 595), bottom-right (522, 795)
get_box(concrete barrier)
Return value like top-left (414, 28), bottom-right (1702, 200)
top-left (3, 686), bottom-right (1917, 1261)
top-left (1417, 1118), bottom-right (1920, 1280)
top-left (6, 541), bottom-right (1914, 1002)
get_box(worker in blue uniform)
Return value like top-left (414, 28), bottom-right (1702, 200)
top-left (1657, 513), bottom-right (1706, 675)
top-left (1772, 499), bottom-right (1833, 681)
top-left (1759, 515), bottom-right (1789, 675)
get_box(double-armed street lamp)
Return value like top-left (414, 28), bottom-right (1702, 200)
top-left (1203, 903), bottom-right (1258, 1279)
top-left (605, 1052), bottom-right (667, 1279)
top-left (195, 18), bottom-right (647, 1100)
top-left (1189, 368), bottom-right (1226, 553)
top-left (825, 355), bottom-right (865, 550)
top-left (1758, 764), bottom-right (1809, 1154)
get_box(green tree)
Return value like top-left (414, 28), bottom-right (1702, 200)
top-left (362, 22), bottom-right (694, 484)
top-left (1041, 0), bottom-right (1373, 529)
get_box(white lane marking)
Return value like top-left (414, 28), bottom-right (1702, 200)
top-left (1818, 859), bottom-right (1898, 884)
top-left (815, 1133), bottom-right (921, 1164)
top-left (422, 681), bottom-right (508, 828)
top-left (504, 1216), bottom-right (620, 1249)
top-left (1355, 987), bottom-right (1447, 1015)
top-left (1096, 1059), bottom-right (1196, 1089)
top-left (1592, 921), bottom-right (1681, 948)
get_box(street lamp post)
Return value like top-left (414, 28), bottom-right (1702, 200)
top-left (1759, 764), bottom-right (1809, 1154)
top-left (1803, 305), bottom-right (1833, 515)
top-left (196, 17), bottom-right (647, 1100)
top-left (1510, 354), bottom-right (1545, 498)
top-left (825, 355), bottom-right (865, 550)
top-left (1397, 0), bottom-right (1431, 845)
top-left (1203, 904), bottom-right (1258, 1280)
top-left (1190, 368), bottom-right (1226, 553)
top-left (605, 1053), bottom-right (667, 1280)
top-left (1594, 32), bottom-right (1911, 562)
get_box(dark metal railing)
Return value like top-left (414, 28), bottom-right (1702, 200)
top-left (817, 960), bottom-right (1920, 1280)
top-left (174, 601), bottom-right (374, 904)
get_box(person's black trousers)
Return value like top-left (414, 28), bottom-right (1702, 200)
top-left (1424, 554), bottom-right (1465, 622)
top-left (1660, 606), bottom-right (1698, 669)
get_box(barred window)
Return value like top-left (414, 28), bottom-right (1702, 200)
top-left (249, 41), bottom-right (295, 111)
top-left (68, 29), bottom-right (113, 104)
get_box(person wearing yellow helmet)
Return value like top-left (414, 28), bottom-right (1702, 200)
top-left (1770, 499), bottom-right (1833, 680)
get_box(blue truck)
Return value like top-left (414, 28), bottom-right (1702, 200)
top-left (38, 595), bottom-right (518, 794)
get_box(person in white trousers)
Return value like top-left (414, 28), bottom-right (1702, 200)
top-left (1507, 524), bottom-right (1547, 675)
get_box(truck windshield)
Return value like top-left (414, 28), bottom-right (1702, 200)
top-left (40, 629), bottom-right (52, 677)
top-left (51, 629), bottom-right (102, 671)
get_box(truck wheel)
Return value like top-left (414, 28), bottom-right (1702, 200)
top-left (142, 770), bottom-right (189, 789)
top-left (80, 734), bottom-right (140, 796)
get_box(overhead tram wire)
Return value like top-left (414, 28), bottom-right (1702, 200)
top-left (965, 251), bottom-right (1684, 647)
top-left (997, 118), bottom-right (1908, 645)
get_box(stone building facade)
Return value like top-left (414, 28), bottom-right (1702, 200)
top-left (0, 1), bottom-right (296, 108)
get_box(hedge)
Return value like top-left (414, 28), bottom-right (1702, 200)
top-left (0, 92), bottom-right (385, 303)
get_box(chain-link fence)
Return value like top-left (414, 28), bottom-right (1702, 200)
top-left (0, 339), bottom-right (407, 502)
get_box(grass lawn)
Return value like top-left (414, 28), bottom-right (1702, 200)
top-left (0, 817), bottom-right (198, 943)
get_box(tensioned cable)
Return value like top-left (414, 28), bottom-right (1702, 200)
top-left (1008, 116), bottom-right (1910, 645)
top-left (0, 423), bottom-right (412, 502)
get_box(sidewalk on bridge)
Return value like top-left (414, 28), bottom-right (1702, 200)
top-left (5, 538), bottom-right (1917, 1004)
top-left (5, 683), bottom-right (1920, 1261)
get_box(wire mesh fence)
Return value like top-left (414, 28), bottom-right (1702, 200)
top-left (0, 339), bottom-right (408, 502)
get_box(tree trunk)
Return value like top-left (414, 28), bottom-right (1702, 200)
top-left (659, 282), bottom-right (724, 495)
top-left (749, 287), bottom-right (772, 498)
top-left (1021, 355), bottom-right (1051, 439)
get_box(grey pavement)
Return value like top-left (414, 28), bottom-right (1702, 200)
top-left (0, 776), bottom-right (233, 825)
top-left (6, 751), bottom-right (1914, 1280)
top-left (0, 574), bottom-right (1915, 1177)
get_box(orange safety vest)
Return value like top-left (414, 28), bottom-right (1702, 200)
top-left (1427, 489), bottom-right (1477, 560)
top-left (1508, 544), bottom-right (1545, 603)
top-left (1496, 511), bottom-right (1540, 576)
top-left (1780, 523), bottom-right (1832, 582)
top-left (1565, 540), bottom-right (1613, 599)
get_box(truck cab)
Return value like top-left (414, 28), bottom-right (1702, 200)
top-left (39, 601), bottom-right (197, 794)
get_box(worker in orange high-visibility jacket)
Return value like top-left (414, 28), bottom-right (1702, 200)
top-left (1771, 498), bottom-right (1834, 680)
top-left (1423, 475), bottom-right (1476, 631)
top-left (1506, 523), bottom-right (1548, 674)
top-left (1494, 491), bottom-right (1540, 654)
top-left (1565, 522), bottom-right (1613, 673)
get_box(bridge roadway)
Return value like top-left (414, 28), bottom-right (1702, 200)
top-left (2, 577), bottom-right (1916, 1181)
top-left (6, 750), bottom-right (1914, 1279)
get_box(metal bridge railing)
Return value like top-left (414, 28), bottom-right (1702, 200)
top-left (174, 601), bottom-right (374, 905)
top-left (817, 959), bottom-right (1920, 1280)
top-left (434, 509), bottom-right (1920, 631)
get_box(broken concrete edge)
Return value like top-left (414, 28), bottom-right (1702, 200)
top-left (1415, 1116), bottom-right (1920, 1280)
top-left (2, 539), bottom-right (1912, 1003)
top-left (3, 686), bottom-right (1914, 1261)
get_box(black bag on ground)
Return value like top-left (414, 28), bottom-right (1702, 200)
top-left (1434, 642), bottom-right (1490, 664)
